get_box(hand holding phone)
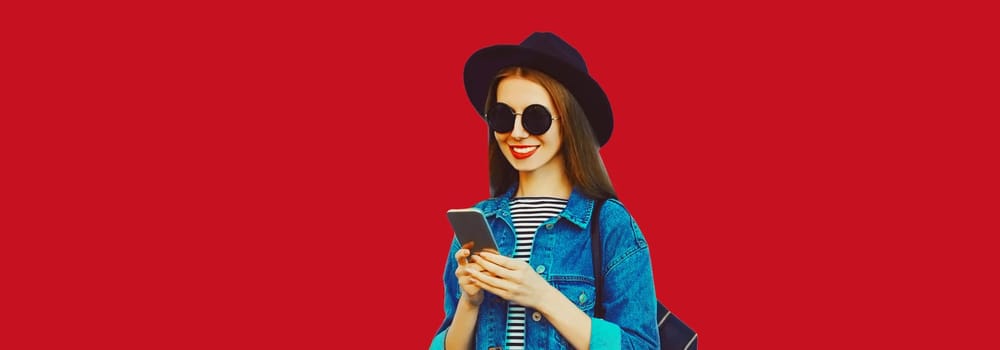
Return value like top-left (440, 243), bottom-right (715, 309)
top-left (447, 208), bottom-right (499, 256)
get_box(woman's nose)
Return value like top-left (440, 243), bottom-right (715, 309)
top-left (509, 115), bottom-right (530, 139)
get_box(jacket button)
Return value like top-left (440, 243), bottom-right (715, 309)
top-left (532, 311), bottom-right (542, 322)
top-left (535, 265), bottom-right (545, 273)
top-left (579, 292), bottom-right (587, 304)
top-left (545, 223), bottom-right (554, 229)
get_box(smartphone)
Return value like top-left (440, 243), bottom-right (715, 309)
top-left (446, 208), bottom-right (499, 256)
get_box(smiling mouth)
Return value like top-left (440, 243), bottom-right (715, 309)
top-left (510, 145), bottom-right (539, 159)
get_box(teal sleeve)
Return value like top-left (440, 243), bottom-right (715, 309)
top-left (590, 317), bottom-right (623, 349)
top-left (429, 328), bottom-right (447, 350)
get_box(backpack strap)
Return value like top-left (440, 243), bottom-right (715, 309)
top-left (590, 198), bottom-right (608, 318)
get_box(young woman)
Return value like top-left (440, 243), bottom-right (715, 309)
top-left (430, 32), bottom-right (659, 350)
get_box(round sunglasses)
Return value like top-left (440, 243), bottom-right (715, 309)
top-left (485, 103), bottom-right (559, 135)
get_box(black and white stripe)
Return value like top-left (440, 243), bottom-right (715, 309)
top-left (505, 197), bottom-right (567, 350)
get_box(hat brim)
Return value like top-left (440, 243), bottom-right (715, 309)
top-left (463, 45), bottom-right (613, 146)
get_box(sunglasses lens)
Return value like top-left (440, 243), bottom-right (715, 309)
top-left (487, 103), bottom-right (515, 133)
top-left (522, 105), bottom-right (553, 135)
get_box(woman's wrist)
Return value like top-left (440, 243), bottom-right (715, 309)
top-left (535, 284), bottom-right (566, 315)
top-left (461, 293), bottom-right (483, 307)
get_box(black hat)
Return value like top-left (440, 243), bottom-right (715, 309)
top-left (463, 32), bottom-right (613, 147)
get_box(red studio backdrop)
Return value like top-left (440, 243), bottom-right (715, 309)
top-left (3, 1), bottom-right (997, 349)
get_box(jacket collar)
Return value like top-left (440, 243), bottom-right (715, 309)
top-left (477, 184), bottom-right (596, 230)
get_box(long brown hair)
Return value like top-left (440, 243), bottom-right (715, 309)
top-left (485, 67), bottom-right (616, 200)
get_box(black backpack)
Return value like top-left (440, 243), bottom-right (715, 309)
top-left (591, 199), bottom-right (699, 350)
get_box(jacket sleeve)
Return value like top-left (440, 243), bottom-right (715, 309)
top-left (429, 238), bottom-right (464, 350)
top-left (591, 202), bottom-right (660, 349)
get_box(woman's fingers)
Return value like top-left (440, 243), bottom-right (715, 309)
top-left (480, 247), bottom-right (499, 255)
top-left (470, 254), bottom-right (515, 279)
top-left (468, 252), bottom-right (555, 308)
top-left (454, 248), bottom-right (471, 266)
top-left (467, 265), bottom-right (516, 292)
top-left (454, 250), bottom-right (485, 303)
top-left (477, 251), bottom-right (520, 269)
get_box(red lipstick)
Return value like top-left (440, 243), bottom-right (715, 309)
top-left (510, 145), bottom-right (539, 159)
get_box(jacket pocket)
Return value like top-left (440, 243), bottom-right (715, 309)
top-left (549, 275), bottom-right (597, 314)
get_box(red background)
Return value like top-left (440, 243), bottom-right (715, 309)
top-left (3, 1), bottom-right (997, 348)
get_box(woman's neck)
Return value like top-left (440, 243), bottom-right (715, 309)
top-left (516, 170), bottom-right (571, 199)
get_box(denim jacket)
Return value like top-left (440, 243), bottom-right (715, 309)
top-left (430, 186), bottom-right (660, 349)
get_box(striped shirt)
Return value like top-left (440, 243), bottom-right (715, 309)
top-left (505, 197), bottom-right (568, 350)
